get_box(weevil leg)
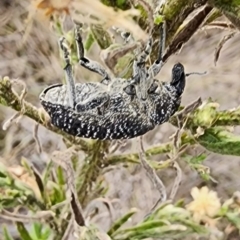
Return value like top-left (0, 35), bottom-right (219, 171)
top-left (131, 37), bottom-right (153, 80)
top-left (138, 38), bottom-right (153, 64)
top-left (75, 91), bottom-right (109, 114)
top-left (59, 37), bottom-right (76, 109)
top-left (148, 21), bottom-right (166, 77)
top-left (75, 25), bottom-right (111, 84)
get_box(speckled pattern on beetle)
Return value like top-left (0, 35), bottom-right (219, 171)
top-left (39, 23), bottom-right (200, 140)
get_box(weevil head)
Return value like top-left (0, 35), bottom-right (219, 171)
top-left (170, 62), bottom-right (186, 96)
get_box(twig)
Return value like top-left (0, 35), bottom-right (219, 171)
top-left (2, 79), bottom-right (27, 130)
top-left (168, 97), bottom-right (202, 200)
top-left (51, 148), bottom-right (85, 227)
top-left (175, 98), bottom-right (202, 116)
top-left (108, 133), bottom-right (194, 166)
top-left (214, 31), bottom-right (236, 65)
top-left (109, 140), bottom-right (127, 154)
top-left (2, 111), bottom-right (22, 130)
top-left (85, 197), bottom-right (116, 225)
top-left (205, 21), bottom-right (236, 30)
top-left (169, 161), bottom-right (182, 200)
top-left (33, 123), bottom-right (42, 153)
top-left (62, 216), bottom-right (74, 240)
top-left (138, 136), bottom-right (167, 202)
top-left (11, 78), bottom-right (27, 113)
top-left (0, 209), bottom-right (55, 223)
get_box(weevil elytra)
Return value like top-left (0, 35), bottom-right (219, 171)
top-left (39, 23), bottom-right (203, 140)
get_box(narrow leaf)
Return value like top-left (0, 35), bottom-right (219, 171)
top-left (16, 222), bottom-right (33, 240)
top-left (108, 208), bottom-right (138, 236)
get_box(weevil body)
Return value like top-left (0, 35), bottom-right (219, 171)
top-left (39, 24), bottom-right (196, 140)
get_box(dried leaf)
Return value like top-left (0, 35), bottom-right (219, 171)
top-left (214, 32), bottom-right (236, 65)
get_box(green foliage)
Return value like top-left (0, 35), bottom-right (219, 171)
top-left (108, 208), bottom-right (138, 236)
top-left (17, 222), bottom-right (33, 240)
top-left (198, 127), bottom-right (240, 156)
top-left (100, 0), bottom-right (130, 10)
top-left (109, 203), bottom-right (208, 239)
top-left (2, 225), bottom-right (14, 240)
top-left (183, 153), bottom-right (212, 181)
top-left (209, 0), bottom-right (240, 29)
top-left (1, 159), bottom-right (240, 239)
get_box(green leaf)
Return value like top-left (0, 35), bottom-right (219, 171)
top-left (115, 224), bottom-right (189, 239)
top-left (176, 218), bottom-right (208, 234)
top-left (90, 24), bottom-right (113, 50)
top-left (21, 157), bottom-right (32, 174)
top-left (114, 220), bottom-right (169, 236)
top-left (225, 212), bottom-right (240, 230)
top-left (192, 101), bottom-right (218, 128)
top-left (183, 154), bottom-right (212, 181)
top-left (2, 225), bottom-right (14, 240)
top-left (0, 171), bottom-right (7, 178)
top-left (40, 227), bottom-right (52, 240)
top-left (198, 127), bottom-right (240, 156)
top-left (30, 222), bottom-right (52, 240)
top-left (84, 33), bottom-right (95, 51)
top-left (108, 208), bottom-right (138, 236)
top-left (154, 15), bottom-right (164, 24)
top-left (56, 166), bottom-right (65, 185)
top-left (16, 222), bottom-right (33, 240)
top-left (33, 222), bottom-right (42, 239)
top-left (143, 201), bottom-right (171, 222)
top-left (185, 153), bottom-right (207, 164)
top-left (43, 160), bottom-right (53, 186)
top-left (1, 198), bottom-right (20, 208)
top-left (51, 185), bottom-right (65, 205)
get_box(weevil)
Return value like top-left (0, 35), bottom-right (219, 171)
top-left (39, 23), bottom-right (203, 140)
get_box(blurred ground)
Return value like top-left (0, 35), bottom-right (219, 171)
top-left (0, 0), bottom-right (240, 236)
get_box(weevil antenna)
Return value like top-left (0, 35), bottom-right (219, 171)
top-left (185, 71), bottom-right (207, 77)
